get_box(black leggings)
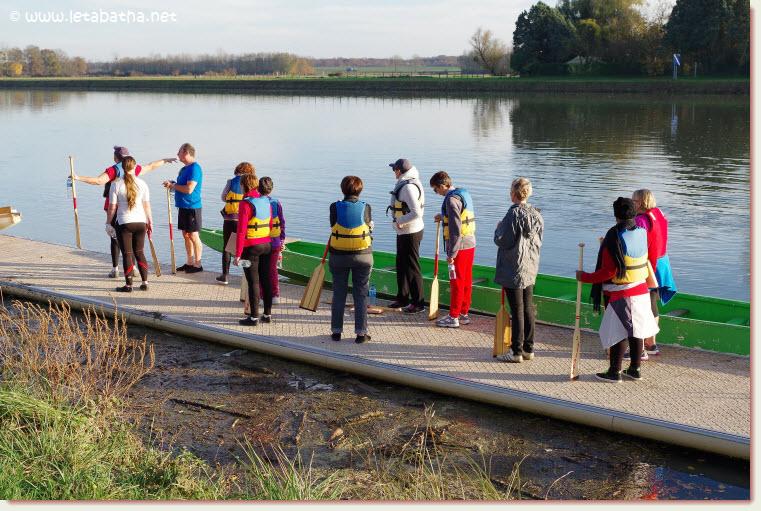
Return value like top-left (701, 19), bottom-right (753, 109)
top-left (242, 243), bottom-right (272, 317)
top-left (505, 286), bottom-right (536, 355)
top-left (610, 337), bottom-right (643, 372)
top-left (221, 219), bottom-right (237, 276)
top-left (118, 222), bottom-right (148, 286)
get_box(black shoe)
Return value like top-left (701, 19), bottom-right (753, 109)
top-left (622, 367), bottom-right (643, 381)
top-left (355, 334), bottom-right (371, 344)
top-left (402, 303), bottom-right (425, 314)
top-left (185, 265), bottom-right (203, 274)
top-left (239, 316), bottom-right (259, 326)
top-left (176, 264), bottom-right (189, 272)
top-left (388, 300), bottom-right (408, 310)
top-left (115, 285), bottom-right (132, 293)
top-left (260, 314), bottom-right (272, 323)
top-left (216, 275), bottom-right (229, 285)
top-left (139, 283), bottom-right (149, 291)
top-left (595, 370), bottom-right (622, 383)
top-left (331, 333), bottom-right (341, 342)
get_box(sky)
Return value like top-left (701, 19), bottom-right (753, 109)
top-left (2, 0), bottom-right (677, 61)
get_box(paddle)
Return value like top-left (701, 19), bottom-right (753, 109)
top-left (428, 220), bottom-right (441, 321)
top-left (299, 238), bottom-right (330, 312)
top-left (570, 242), bottom-right (585, 381)
top-left (68, 156), bottom-right (82, 249)
top-left (148, 232), bottom-right (161, 277)
top-left (166, 187), bottom-right (177, 274)
top-left (493, 288), bottom-right (511, 357)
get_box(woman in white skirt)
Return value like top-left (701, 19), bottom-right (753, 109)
top-left (576, 197), bottom-right (659, 383)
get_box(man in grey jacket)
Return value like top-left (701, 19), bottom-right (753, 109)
top-left (387, 158), bottom-right (426, 313)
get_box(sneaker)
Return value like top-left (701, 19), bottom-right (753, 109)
top-left (260, 314), bottom-right (272, 323)
top-left (388, 300), bottom-right (408, 310)
top-left (331, 333), bottom-right (341, 342)
top-left (108, 268), bottom-right (119, 279)
top-left (239, 316), bottom-right (259, 326)
top-left (623, 350), bottom-right (649, 361)
top-left (622, 367), bottom-right (643, 381)
top-left (595, 370), bottom-right (622, 383)
top-left (497, 352), bottom-right (523, 363)
top-left (115, 285), bottom-right (132, 293)
top-left (436, 316), bottom-right (460, 328)
top-left (355, 334), bottom-right (371, 344)
top-left (402, 303), bottom-right (425, 314)
top-left (176, 264), bottom-right (190, 272)
top-left (185, 265), bottom-right (203, 274)
top-left (645, 344), bottom-right (660, 356)
top-left (139, 283), bottom-right (149, 291)
top-left (216, 275), bottom-right (229, 285)
top-left (523, 351), bottom-right (535, 361)
top-left (272, 296), bottom-right (280, 305)
top-left (458, 314), bottom-right (471, 325)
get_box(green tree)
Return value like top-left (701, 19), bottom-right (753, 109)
top-left (576, 18), bottom-right (601, 64)
top-left (41, 49), bottom-right (62, 76)
top-left (665, 0), bottom-right (732, 73)
top-left (511, 2), bottom-right (577, 74)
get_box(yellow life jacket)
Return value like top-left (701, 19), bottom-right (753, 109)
top-left (330, 200), bottom-right (372, 251)
top-left (244, 196), bottom-right (272, 240)
top-left (441, 188), bottom-right (476, 241)
top-left (611, 227), bottom-right (649, 284)
top-left (223, 176), bottom-right (244, 215)
top-left (387, 180), bottom-right (423, 220)
top-left (267, 197), bottom-right (282, 238)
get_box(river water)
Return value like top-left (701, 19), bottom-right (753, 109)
top-left (0, 90), bottom-right (750, 301)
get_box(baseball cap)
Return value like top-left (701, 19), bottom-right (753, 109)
top-left (113, 146), bottom-right (130, 158)
top-left (389, 158), bottom-right (412, 172)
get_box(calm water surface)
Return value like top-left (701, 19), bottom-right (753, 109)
top-left (0, 90), bottom-right (750, 300)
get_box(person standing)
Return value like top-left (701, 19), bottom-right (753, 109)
top-left (217, 162), bottom-right (255, 285)
top-left (429, 171), bottom-right (476, 328)
top-left (163, 143), bottom-right (203, 273)
top-left (234, 174), bottom-right (274, 326)
top-left (494, 177), bottom-right (544, 363)
top-left (106, 157), bottom-right (153, 292)
top-left (328, 176), bottom-right (374, 343)
top-left (72, 146), bottom-right (175, 277)
top-left (577, 197), bottom-right (659, 383)
top-left (258, 176), bottom-right (286, 304)
top-left (387, 158), bottom-right (425, 313)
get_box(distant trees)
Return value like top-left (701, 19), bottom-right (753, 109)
top-left (511, 2), bottom-right (577, 74)
top-left (468, 28), bottom-right (511, 75)
top-left (0, 46), bottom-right (88, 76)
top-left (100, 52), bottom-right (315, 76)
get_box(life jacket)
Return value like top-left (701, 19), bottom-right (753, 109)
top-left (223, 176), bottom-right (244, 215)
top-left (610, 226), bottom-right (649, 285)
top-left (441, 187), bottom-right (476, 241)
top-left (103, 162), bottom-right (123, 198)
top-left (268, 197), bottom-right (282, 238)
top-left (387, 179), bottom-right (423, 220)
top-left (644, 207), bottom-right (668, 263)
top-left (330, 200), bottom-right (372, 251)
top-left (244, 196), bottom-right (272, 240)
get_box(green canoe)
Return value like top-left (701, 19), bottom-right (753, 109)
top-left (199, 228), bottom-right (750, 356)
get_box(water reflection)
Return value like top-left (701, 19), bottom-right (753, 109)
top-left (0, 90), bottom-right (86, 111)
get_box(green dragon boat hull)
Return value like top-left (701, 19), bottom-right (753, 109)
top-left (200, 229), bottom-right (749, 355)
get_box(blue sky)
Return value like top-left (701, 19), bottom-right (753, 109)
top-left (2, 0), bottom-right (676, 60)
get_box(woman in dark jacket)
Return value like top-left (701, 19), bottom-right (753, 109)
top-left (328, 176), bottom-right (374, 344)
top-left (494, 177), bottom-right (544, 363)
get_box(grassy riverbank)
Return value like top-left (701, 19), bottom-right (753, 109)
top-left (0, 76), bottom-right (749, 95)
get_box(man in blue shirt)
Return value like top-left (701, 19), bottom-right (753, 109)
top-left (163, 143), bottom-right (204, 273)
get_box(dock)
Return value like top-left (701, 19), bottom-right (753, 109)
top-left (0, 234), bottom-right (750, 459)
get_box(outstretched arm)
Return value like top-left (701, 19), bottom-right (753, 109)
top-left (140, 158), bottom-right (177, 174)
top-left (75, 170), bottom-right (111, 186)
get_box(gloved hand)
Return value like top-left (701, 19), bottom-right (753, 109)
top-left (105, 224), bottom-right (117, 239)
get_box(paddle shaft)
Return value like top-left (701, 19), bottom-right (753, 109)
top-left (166, 187), bottom-right (176, 274)
top-left (68, 156), bottom-right (82, 249)
top-left (432, 220), bottom-right (441, 277)
top-left (570, 242), bottom-right (585, 380)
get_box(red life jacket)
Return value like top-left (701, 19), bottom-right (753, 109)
top-left (643, 207), bottom-right (668, 265)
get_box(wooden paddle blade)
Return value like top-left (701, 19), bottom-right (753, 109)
top-left (427, 277), bottom-right (439, 320)
top-left (148, 238), bottom-right (161, 277)
top-left (493, 307), bottom-right (510, 357)
top-left (299, 262), bottom-right (326, 312)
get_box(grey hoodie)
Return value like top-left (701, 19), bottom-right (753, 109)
top-left (494, 203), bottom-right (544, 289)
top-left (388, 166), bottom-right (425, 235)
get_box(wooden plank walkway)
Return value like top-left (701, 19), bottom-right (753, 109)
top-left (0, 234), bottom-right (750, 459)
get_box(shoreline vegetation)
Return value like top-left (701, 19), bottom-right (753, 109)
top-left (0, 76), bottom-right (749, 95)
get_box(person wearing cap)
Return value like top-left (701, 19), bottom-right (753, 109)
top-left (387, 158), bottom-right (426, 313)
top-left (576, 197), bottom-right (659, 383)
top-left (71, 146), bottom-right (176, 278)
top-left (163, 143), bottom-right (204, 273)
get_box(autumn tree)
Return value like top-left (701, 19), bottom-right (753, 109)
top-left (469, 27), bottom-right (510, 76)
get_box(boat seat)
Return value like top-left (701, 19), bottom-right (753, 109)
top-left (726, 317), bottom-right (749, 326)
top-left (664, 309), bottom-right (689, 317)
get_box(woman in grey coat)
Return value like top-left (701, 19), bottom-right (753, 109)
top-left (494, 177), bottom-right (544, 363)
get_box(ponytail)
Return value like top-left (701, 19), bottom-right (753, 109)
top-left (122, 156), bottom-right (138, 210)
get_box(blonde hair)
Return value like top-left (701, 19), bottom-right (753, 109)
top-left (122, 156), bottom-right (138, 210)
top-left (511, 177), bottom-right (533, 201)
top-left (633, 189), bottom-right (656, 210)
top-left (240, 173), bottom-right (259, 193)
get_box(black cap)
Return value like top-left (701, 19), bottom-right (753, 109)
top-left (389, 158), bottom-right (412, 172)
top-left (613, 197), bottom-right (636, 220)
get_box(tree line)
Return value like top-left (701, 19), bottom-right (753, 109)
top-left (465, 0), bottom-right (749, 76)
top-left (0, 46), bottom-right (87, 77)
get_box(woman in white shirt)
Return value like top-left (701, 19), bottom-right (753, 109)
top-left (107, 156), bottom-right (153, 292)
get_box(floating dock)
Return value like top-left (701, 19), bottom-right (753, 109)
top-left (0, 234), bottom-right (750, 459)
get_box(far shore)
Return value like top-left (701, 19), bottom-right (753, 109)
top-left (0, 76), bottom-right (749, 95)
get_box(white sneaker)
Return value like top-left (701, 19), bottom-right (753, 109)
top-left (108, 268), bottom-right (119, 278)
top-left (458, 314), bottom-right (471, 325)
top-left (497, 352), bottom-right (523, 363)
top-left (435, 316), bottom-right (460, 328)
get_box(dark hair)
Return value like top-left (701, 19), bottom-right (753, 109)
top-left (179, 142), bottom-right (196, 157)
top-left (240, 173), bottom-right (259, 193)
top-left (340, 176), bottom-right (363, 196)
top-left (234, 162), bottom-right (254, 176)
top-left (429, 171), bottom-right (451, 188)
top-left (613, 197), bottom-right (636, 220)
top-left (258, 176), bottom-right (273, 195)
